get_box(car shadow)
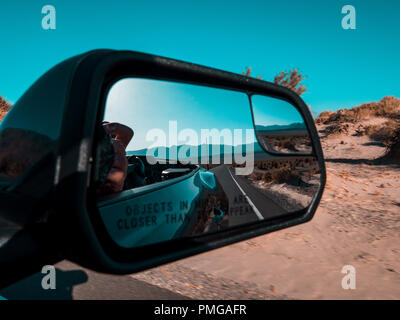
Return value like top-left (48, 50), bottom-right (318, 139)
top-left (0, 269), bottom-right (88, 300)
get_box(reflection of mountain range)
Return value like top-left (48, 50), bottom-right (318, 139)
top-left (255, 122), bottom-right (306, 132)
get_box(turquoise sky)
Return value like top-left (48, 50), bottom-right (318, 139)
top-left (1, 0), bottom-right (399, 115)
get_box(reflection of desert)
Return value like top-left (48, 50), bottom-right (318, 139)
top-left (132, 97), bottom-right (400, 299)
top-left (1, 95), bottom-right (400, 299)
top-left (258, 132), bottom-right (312, 153)
top-left (245, 156), bottom-right (320, 212)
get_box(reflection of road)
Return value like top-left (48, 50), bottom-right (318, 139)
top-left (211, 165), bottom-right (287, 226)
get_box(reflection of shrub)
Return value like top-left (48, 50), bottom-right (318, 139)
top-left (250, 171), bottom-right (263, 181)
top-left (261, 135), bottom-right (311, 152)
top-left (248, 157), bottom-right (319, 185)
top-left (262, 169), bottom-right (299, 184)
top-left (281, 139), bottom-right (296, 149)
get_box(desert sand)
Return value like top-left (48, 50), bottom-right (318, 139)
top-left (1, 95), bottom-right (399, 299)
top-left (132, 117), bottom-right (400, 300)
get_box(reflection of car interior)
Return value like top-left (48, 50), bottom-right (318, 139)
top-left (124, 154), bottom-right (197, 189)
top-left (94, 123), bottom-right (198, 198)
top-left (124, 155), bottom-right (145, 188)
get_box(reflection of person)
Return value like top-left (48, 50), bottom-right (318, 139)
top-left (96, 122), bottom-right (134, 194)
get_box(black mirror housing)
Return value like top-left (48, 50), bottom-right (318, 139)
top-left (0, 50), bottom-right (326, 278)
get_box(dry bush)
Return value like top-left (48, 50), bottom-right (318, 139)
top-left (386, 126), bottom-right (400, 160)
top-left (242, 66), bottom-right (252, 77)
top-left (358, 120), bottom-right (399, 144)
top-left (242, 66), bottom-right (262, 80)
top-left (316, 96), bottom-right (400, 125)
top-left (0, 96), bottom-right (11, 122)
top-left (363, 96), bottom-right (400, 118)
top-left (273, 69), bottom-right (307, 96)
top-left (324, 123), bottom-right (350, 136)
top-left (241, 67), bottom-right (307, 95)
top-left (0, 96), bottom-right (11, 110)
top-left (315, 111), bottom-right (333, 124)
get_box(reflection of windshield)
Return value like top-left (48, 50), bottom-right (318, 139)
top-left (105, 78), bottom-right (256, 154)
top-left (0, 128), bottom-right (55, 183)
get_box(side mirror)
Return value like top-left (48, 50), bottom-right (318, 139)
top-left (0, 50), bottom-right (326, 279)
top-left (251, 95), bottom-right (313, 155)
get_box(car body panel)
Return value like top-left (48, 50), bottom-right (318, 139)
top-left (98, 167), bottom-right (228, 248)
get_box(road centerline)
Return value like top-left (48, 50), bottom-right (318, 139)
top-left (228, 168), bottom-right (264, 221)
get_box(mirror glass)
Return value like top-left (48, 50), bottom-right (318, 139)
top-left (95, 78), bottom-right (321, 249)
top-left (251, 95), bottom-right (313, 154)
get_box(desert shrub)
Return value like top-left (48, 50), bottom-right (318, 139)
top-left (352, 120), bottom-right (400, 144)
top-left (0, 96), bottom-right (10, 110)
top-left (0, 96), bottom-right (11, 122)
top-left (363, 121), bottom-right (399, 143)
top-left (316, 96), bottom-right (400, 125)
top-left (242, 66), bottom-right (262, 80)
top-left (351, 96), bottom-right (400, 119)
top-left (386, 126), bottom-right (400, 160)
top-left (324, 123), bottom-right (350, 136)
top-left (315, 111), bottom-right (333, 124)
top-left (242, 67), bottom-right (307, 95)
top-left (273, 69), bottom-right (307, 96)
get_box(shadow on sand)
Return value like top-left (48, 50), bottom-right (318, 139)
top-left (0, 269), bottom-right (88, 300)
top-left (325, 156), bottom-right (400, 167)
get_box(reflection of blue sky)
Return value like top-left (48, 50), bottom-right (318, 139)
top-left (1, 0), bottom-right (400, 116)
top-left (251, 95), bottom-right (304, 127)
top-left (105, 79), bottom-right (256, 150)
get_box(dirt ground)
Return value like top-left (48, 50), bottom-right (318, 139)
top-left (132, 122), bottom-right (400, 299)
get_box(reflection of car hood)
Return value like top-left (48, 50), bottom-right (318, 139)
top-left (98, 168), bottom-right (229, 248)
